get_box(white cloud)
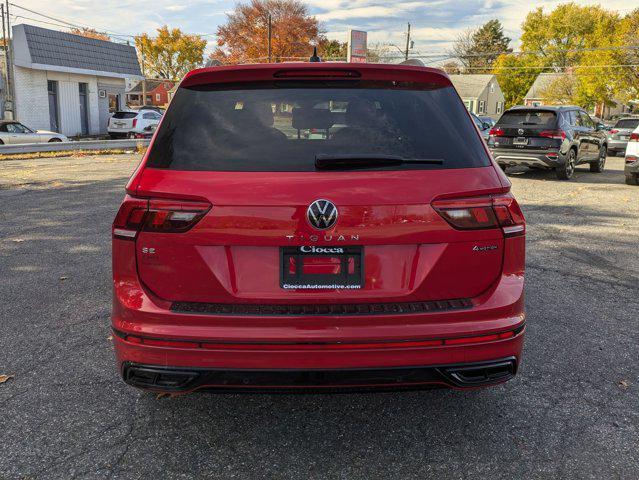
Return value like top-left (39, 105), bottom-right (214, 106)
top-left (165, 5), bottom-right (187, 11)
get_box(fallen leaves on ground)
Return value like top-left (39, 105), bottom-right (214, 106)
top-left (0, 374), bottom-right (14, 384)
top-left (618, 380), bottom-right (629, 390)
top-left (59, 276), bottom-right (68, 281)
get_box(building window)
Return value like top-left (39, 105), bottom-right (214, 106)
top-left (479, 100), bottom-right (485, 114)
top-left (463, 100), bottom-right (474, 112)
top-left (108, 94), bottom-right (119, 113)
top-left (496, 102), bottom-right (503, 114)
top-left (490, 83), bottom-right (495, 93)
top-left (47, 80), bottom-right (60, 132)
top-left (155, 93), bottom-right (161, 102)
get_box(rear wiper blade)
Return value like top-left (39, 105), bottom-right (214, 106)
top-left (315, 154), bottom-right (444, 170)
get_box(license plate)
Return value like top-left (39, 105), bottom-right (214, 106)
top-left (621, 136), bottom-right (629, 140)
top-left (513, 137), bottom-right (528, 145)
top-left (280, 246), bottom-right (363, 289)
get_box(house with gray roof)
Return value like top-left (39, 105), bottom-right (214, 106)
top-left (523, 73), bottom-right (564, 107)
top-left (11, 24), bottom-right (143, 136)
top-left (448, 74), bottom-right (505, 119)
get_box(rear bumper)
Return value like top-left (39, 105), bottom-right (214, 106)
top-left (625, 156), bottom-right (639, 175)
top-left (112, 234), bottom-right (526, 393)
top-left (121, 356), bottom-right (519, 393)
top-left (607, 139), bottom-right (628, 151)
top-left (490, 147), bottom-right (565, 168)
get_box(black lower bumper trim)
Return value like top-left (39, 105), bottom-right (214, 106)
top-left (122, 357), bottom-right (518, 393)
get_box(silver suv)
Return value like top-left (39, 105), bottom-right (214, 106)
top-left (607, 117), bottom-right (639, 156)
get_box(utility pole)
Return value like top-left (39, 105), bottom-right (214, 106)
top-left (140, 42), bottom-right (146, 107)
top-left (267, 14), bottom-right (272, 63)
top-left (4, 0), bottom-right (13, 118)
top-left (404, 22), bottom-right (411, 61)
top-left (0, 3), bottom-right (5, 119)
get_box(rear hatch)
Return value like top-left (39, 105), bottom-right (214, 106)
top-left (109, 111), bottom-right (137, 130)
top-left (610, 118), bottom-right (639, 141)
top-left (126, 66), bottom-right (518, 305)
top-left (489, 109), bottom-right (562, 150)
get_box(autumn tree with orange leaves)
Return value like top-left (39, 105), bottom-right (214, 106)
top-left (211, 0), bottom-right (323, 64)
top-left (70, 27), bottom-right (110, 41)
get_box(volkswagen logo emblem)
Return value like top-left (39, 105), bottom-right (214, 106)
top-left (518, 128), bottom-right (524, 135)
top-left (307, 199), bottom-right (338, 230)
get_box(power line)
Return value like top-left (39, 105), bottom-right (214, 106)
top-left (9, 3), bottom-right (217, 39)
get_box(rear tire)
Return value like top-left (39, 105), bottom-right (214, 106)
top-left (607, 149), bottom-right (615, 157)
top-left (556, 148), bottom-right (576, 180)
top-left (498, 164), bottom-right (507, 172)
top-left (590, 146), bottom-right (606, 173)
top-left (626, 174), bottom-right (639, 186)
top-left (48, 138), bottom-right (62, 143)
top-left (0, 139), bottom-right (4, 145)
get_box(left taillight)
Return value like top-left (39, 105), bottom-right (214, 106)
top-left (112, 195), bottom-right (211, 240)
top-left (432, 193), bottom-right (525, 238)
top-left (629, 132), bottom-right (639, 142)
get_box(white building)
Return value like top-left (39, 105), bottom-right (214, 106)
top-left (11, 24), bottom-right (142, 136)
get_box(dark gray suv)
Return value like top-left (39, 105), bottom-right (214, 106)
top-left (488, 106), bottom-right (608, 180)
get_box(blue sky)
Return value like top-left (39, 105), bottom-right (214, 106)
top-left (15, 0), bottom-right (637, 56)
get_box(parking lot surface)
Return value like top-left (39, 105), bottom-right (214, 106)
top-left (1, 154), bottom-right (638, 479)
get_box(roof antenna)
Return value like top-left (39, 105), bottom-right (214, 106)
top-left (309, 46), bottom-right (321, 63)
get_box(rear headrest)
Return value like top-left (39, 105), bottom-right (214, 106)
top-left (292, 107), bottom-right (334, 130)
top-left (234, 102), bottom-right (275, 127)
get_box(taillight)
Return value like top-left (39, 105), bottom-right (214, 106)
top-left (489, 127), bottom-right (504, 137)
top-left (629, 132), bottom-right (639, 142)
top-left (112, 195), bottom-right (211, 240)
top-left (539, 130), bottom-right (566, 140)
top-left (432, 194), bottom-right (525, 237)
top-left (610, 129), bottom-right (619, 134)
top-left (132, 118), bottom-right (137, 128)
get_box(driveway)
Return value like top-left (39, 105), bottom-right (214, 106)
top-left (0, 155), bottom-right (637, 479)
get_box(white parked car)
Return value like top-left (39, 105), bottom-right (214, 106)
top-left (0, 121), bottom-right (68, 144)
top-left (624, 124), bottom-right (639, 185)
top-left (107, 110), bottom-right (162, 139)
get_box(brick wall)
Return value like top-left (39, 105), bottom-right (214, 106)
top-left (14, 66), bottom-right (49, 131)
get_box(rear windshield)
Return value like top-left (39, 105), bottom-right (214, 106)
top-left (614, 118), bottom-right (639, 129)
top-left (146, 82), bottom-right (490, 171)
top-left (112, 112), bottom-right (137, 119)
top-left (498, 110), bottom-right (557, 127)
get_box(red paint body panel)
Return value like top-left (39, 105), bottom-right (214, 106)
top-left (112, 63), bottom-right (526, 392)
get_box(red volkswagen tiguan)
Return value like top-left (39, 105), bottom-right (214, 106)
top-left (112, 63), bottom-right (526, 393)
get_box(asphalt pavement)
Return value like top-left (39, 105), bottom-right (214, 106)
top-left (0, 154), bottom-right (638, 479)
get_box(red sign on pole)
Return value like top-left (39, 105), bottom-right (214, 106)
top-left (347, 30), bottom-right (367, 63)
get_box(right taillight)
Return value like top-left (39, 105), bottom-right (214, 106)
top-left (489, 127), bottom-right (504, 137)
top-left (432, 194), bottom-right (525, 238)
top-left (539, 129), bottom-right (566, 140)
top-left (629, 132), bottom-right (639, 142)
top-left (112, 195), bottom-right (211, 240)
